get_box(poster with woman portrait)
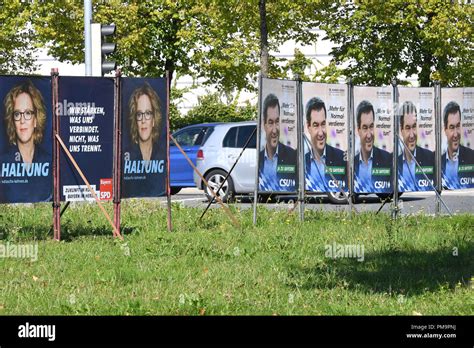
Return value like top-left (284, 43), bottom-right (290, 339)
top-left (397, 87), bottom-right (436, 192)
top-left (441, 87), bottom-right (474, 189)
top-left (258, 78), bottom-right (298, 193)
top-left (121, 77), bottom-right (168, 198)
top-left (59, 76), bottom-right (115, 202)
top-left (0, 76), bottom-right (52, 203)
top-left (353, 86), bottom-right (394, 194)
top-left (302, 82), bottom-right (348, 193)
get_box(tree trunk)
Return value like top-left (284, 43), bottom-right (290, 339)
top-left (259, 0), bottom-right (269, 78)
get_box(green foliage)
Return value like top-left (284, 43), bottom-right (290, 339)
top-left (0, 1), bottom-right (37, 74)
top-left (318, 0), bottom-right (474, 86)
top-left (170, 92), bottom-right (256, 131)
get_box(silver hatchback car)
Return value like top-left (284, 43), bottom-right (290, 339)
top-left (194, 121), bottom-right (257, 202)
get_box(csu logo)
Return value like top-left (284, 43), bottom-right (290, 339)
top-left (374, 181), bottom-right (390, 189)
top-left (279, 179), bottom-right (295, 187)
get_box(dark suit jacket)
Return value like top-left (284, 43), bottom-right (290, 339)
top-left (305, 144), bottom-right (347, 187)
top-left (441, 145), bottom-right (474, 174)
top-left (397, 145), bottom-right (435, 184)
top-left (258, 142), bottom-right (297, 189)
top-left (354, 146), bottom-right (393, 185)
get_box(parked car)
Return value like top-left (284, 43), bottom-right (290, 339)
top-left (170, 123), bottom-right (220, 194)
top-left (193, 121), bottom-right (257, 202)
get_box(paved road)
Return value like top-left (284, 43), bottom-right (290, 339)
top-left (164, 188), bottom-right (474, 216)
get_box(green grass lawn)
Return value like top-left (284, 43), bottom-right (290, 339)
top-left (0, 200), bottom-right (472, 315)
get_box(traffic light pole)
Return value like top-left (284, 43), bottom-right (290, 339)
top-left (84, 0), bottom-right (92, 76)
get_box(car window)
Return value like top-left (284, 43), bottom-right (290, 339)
top-left (172, 127), bottom-right (205, 146)
top-left (236, 125), bottom-right (256, 149)
top-left (201, 127), bottom-right (215, 145)
top-left (223, 127), bottom-right (238, 148)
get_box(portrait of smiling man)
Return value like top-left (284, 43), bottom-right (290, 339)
top-left (397, 101), bottom-right (435, 191)
top-left (442, 101), bottom-right (474, 189)
top-left (354, 100), bottom-right (393, 192)
top-left (304, 97), bottom-right (346, 192)
top-left (258, 93), bottom-right (297, 192)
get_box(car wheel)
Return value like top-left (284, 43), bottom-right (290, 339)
top-left (204, 169), bottom-right (234, 203)
top-left (170, 187), bottom-right (182, 195)
top-left (327, 191), bottom-right (348, 204)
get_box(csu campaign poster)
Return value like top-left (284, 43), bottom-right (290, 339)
top-left (302, 82), bottom-right (348, 193)
top-left (121, 78), bottom-right (168, 198)
top-left (441, 87), bottom-right (474, 189)
top-left (58, 77), bottom-right (114, 202)
top-left (397, 87), bottom-right (436, 192)
top-left (258, 78), bottom-right (298, 193)
top-left (0, 76), bottom-right (52, 203)
top-left (353, 86), bottom-right (394, 194)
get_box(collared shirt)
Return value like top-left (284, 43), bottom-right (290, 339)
top-left (357, 148), bottom-right (373, 189)
top-left (262, 145), bottom-right (279, 189)
top-left (306, 146), bottom-right (327, 191)
top-left (445, 148), bottom-right (460, 188)
top-left (401, 148), bottom-right (417, 191)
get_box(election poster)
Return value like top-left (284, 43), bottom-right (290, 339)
top-left (258, 78), bottom-right (298, 193)
top-left (441, 87), bottom-right (474, 189)
top-left (58, 77), bottom-right (114, 202)
top-left (353, 86), bottom-right (393, 194)
top-left (397, 87), bottom-right (436, 192)
top-left (302, 82), bottom-right (348, 193)
top-left (121, 78), bottom-right (168, 198)
top-left (0, 76), bottom-right (52, 203)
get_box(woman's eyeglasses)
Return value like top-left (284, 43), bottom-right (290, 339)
top-left (136, 110), bottom-right (153, 121)
top-left (13, 110), bottom-right (35, 121)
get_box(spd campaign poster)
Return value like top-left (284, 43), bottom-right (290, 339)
top-left (441, 87), bottom-right (474, 189)
top-left (258, 78), bottom-right (298, 193)
top-left (58, 77), bottom-right (114, 202)
top-left (353, 86), bottom-right (393, 194)
top-left (397, 87), bottom-right (436, 192)
top-left (121, 78), bottom-right (168, 198)
top-left (302, 82), bottom-right (348, 193)
top-left (0, 76), bottom-right (52, 203)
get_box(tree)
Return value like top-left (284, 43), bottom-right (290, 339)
top-left (318, 0), bottom-right (473, 87)
top-left (0, 1), bottom-right (37, 74)
top-left (31, 1), bottom-right (322, 92)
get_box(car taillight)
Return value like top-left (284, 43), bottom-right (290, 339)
top-left (197, 149), bottom-right (204, 160)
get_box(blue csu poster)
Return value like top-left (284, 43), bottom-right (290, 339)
top-left (0, 76), bottom-right (52, 203)
top-left (121, 78), bottom-right (168, 198)
top-left (59, 77), bottom-right (114, 202)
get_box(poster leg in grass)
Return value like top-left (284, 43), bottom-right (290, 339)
top-left (170, 134), bottom-right (240, 228)
top-left (434, 81), bottom-right (442, 216)
top-left (199, 127), bottom-right (257, 221)
top-left (56, 134), bottom-right (123, 240)
top-left (113, 70), bottom-right (122, 232)
top-left (166, 71), bottom-right (172, 232)
top-left (297, 78), bottom-right (305, 222)
top-left (392, 80), bottom-right (400, 219)
top-left (51, 68), bottom-right (61, 241)
top-left (253, 75), bottom-right (263, 225)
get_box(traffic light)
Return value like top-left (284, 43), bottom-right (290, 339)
top-left (91, 23), bottom-right (117, 76)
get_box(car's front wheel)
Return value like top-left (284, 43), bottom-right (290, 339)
top-left (204, 169), bottom-right (235, 203)
top-left (327, 190), bottom-right (349, 204)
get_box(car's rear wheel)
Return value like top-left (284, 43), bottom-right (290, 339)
top-left (204, 169), bottom-right (234, 203)
top-left (170, 187), bottom-right (182, 195)
top-left (327, 191), bottom-right (349, 204)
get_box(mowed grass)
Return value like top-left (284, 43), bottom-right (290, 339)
top-left (0, 199), bottom-right (472, 315)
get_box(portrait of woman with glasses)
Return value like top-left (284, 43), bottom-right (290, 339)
top-left (127, 82), bottom-right (162, 162)
top-left (122, 81), bottom-right (166, 198)
top-left (0, 79), bottom-right (52, 202)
